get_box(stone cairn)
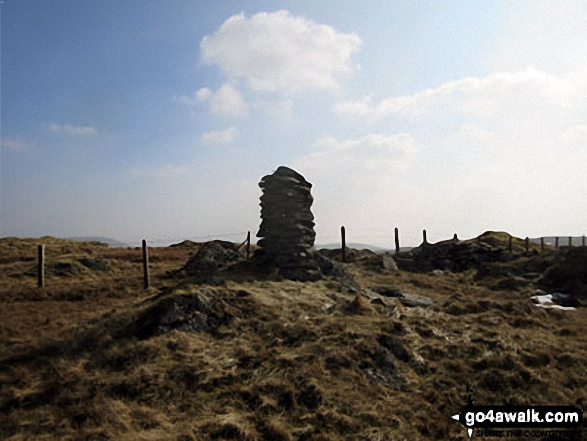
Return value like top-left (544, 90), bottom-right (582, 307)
top-left (257, 166), bottom-right (321, 281)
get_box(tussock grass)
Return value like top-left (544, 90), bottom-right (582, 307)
top-left (0, 237), bottom-right (586, 440)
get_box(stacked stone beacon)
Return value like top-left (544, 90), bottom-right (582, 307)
top-left (257, 166), bottom-right (320, 280)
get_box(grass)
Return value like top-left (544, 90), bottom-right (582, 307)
top-left (0, 236), bottom-right (585, 440)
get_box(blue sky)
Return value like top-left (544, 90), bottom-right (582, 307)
top-left (1, 1), bottom-right (586, 247)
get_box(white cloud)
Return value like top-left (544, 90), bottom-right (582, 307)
top-left (563, 123), bottom-right (587, 144)
top-left (200, 10), bottom-right (361, 94)
top-left (291, 133), bottom-right (419, 246)
top-left (178, 83), bottom-right (248, 117)
top-left (489, 2), bottom-right (587, 75)
top-left (49, 123), bottom-right (97, 136)
top-left (335, 67), bottom-right (580, 119)
top-left (1, 138), bottom-right (29, 150)
top-left (306, 66), bottom-right (587, 244)
top-left (300, 133), bottom-right (417, 175)
top-left (196, 87), bottom-right (212, 101)
top-left (201, 127), bottom-right (238, 144)
top-left (206, 84), bottom-right (248, 117)
top-left (130, 164), bottom-right (188, 178)
top-left (173, 95), bottom-right (194, 106)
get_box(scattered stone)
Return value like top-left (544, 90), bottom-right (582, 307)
top-left (382, 254), bottom-right (399, 272)
top-left (371, 286), bottom-right (402, 297)
top-left (399, 292), bottom-right (435, 308)
top-left (318, 247), bottom-right (358, 262)
top-left (316, 252), bottom-right (361, 291)
top-left (361, 289), bottom-right (397, 308)
top-left (79, 257), bottom-right (110, 272)
top-left (183, 241), bottom-right (244, 276)
top-left (133, 288), bottom-right (235, 338)
top-left (538, 247), bottom-right (587, 305)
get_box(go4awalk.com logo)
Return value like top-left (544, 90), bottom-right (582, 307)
top-left (451, 387), bottom-right (583, 438)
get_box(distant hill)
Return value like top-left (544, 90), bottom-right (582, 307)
top-left (66, 236), bottom-right (129, 247)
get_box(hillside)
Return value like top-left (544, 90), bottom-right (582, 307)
top-left (0, 234), bottom-right (585, 440)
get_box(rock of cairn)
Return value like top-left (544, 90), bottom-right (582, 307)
top-left (257, 166), bottom-right (321, 281)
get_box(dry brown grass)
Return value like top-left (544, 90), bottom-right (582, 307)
top-left (0, 237), bottom-right (585, 440)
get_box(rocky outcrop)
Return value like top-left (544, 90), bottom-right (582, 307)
top-left (538, 247), bottom-right (587, 305)
top-left (183, 241), bottom-right (245, 276)
top-left (394, 232), bottom-right (539, 273)
top-left (256, 166), bottom-right (321, 281)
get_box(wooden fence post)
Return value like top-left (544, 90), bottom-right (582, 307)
top-left (422, 229), bottom-right (427, 245)
top-left (540, 237), bottom-right (544, 252)
top-left (508, 235), bottom-right (512, 253)
top-left (37, 244), bottom-right (45, 288)
top-left (246, 231), bottom-right (251, 260)
top-left (341, 226), bottom-right (346, 263)
top-left (453, 233), bottom-right (459, 242)
top-left (525, 237), bottom-right (529, 252)
top-left (555, 237), bottom-right (559, 248)
top-left (568, 236), bottom-right (572, 247)
top-left (142, 239), bottom-right (150, 289)
top-left (394, 227), bottom-right (400, 255)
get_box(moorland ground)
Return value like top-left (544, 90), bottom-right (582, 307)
top-left (0, 236), bottom-right (585, 440)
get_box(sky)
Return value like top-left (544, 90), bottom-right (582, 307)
top-left (1, 0), bottom-right (586, 247)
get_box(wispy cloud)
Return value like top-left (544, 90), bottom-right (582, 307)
top-left (1, 138), bottom-right (30, 151)
top-left (335, 67), bottom-right (580, 119)
top-left (201, 127), bottom-right (238, 144)
top-left (297, 132), bottom-right (418, 178)
top-left (200, 10), bottom-right (361, 94)
top-left (49, 123), bottom-right (97, 136)
top-left (130, 164), bottom-right (188, 178)
top-left (175, 83), bottom-right (248, 117)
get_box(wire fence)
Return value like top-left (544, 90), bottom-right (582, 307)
top-left (30, 229), bottom-right (586, 289)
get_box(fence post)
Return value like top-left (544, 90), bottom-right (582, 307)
top-left (246, 231), bottom-right (251, 260)
top-left (525, 237), bottom-right (529, 252)
top-left (394, 227), bottom-right (400, 255)
top-left (555, 237), bottom-right (559, 248)
top-left (341, 226), bottom-right (347, 263)
top-left (37, 244), bottom-right (45, 288)
top-left (540, 237), bottom-right (544, 252)
top-left (568, 236), bottom-right (572, 247)
top-left (422, 229), bottom-right (428, 245)
top-left (142, 239), bottom-right (150, 289)
top-left (341, 226), bottom-right (346, 263)
top-left (453, 233), bottom-right (458, 242)
top-left (508, 235), bottom-right (513, 253)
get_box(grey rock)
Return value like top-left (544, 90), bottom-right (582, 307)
top-left (371, 285), bottom-right (403, 297)
top-left (382, 254), bottom-right (399, 272)
top-left (399, 292), bottom-right (435, 307)
top-left (183, 241), bottom-right (243, 276)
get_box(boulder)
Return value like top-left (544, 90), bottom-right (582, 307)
top-left (398, 292), bottom-right (435, 308)
top-left (183, 241), bottom-right (244, 276)
top-left (538, 247), bottom-right (587, 305)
